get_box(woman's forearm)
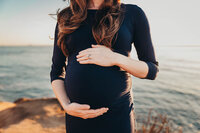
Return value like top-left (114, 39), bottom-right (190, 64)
top-left (113, 52), bottom-right (149, 79)
top-left (51, 80), bottom-right (71, 109)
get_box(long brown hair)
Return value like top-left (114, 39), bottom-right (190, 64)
top-left (57, 0), bottom-right (125, 57)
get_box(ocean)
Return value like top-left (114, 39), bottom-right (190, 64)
top-left (0, 45), bottom-right (199, 133)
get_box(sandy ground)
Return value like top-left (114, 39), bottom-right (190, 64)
top-left (0, 98), bottom-right (66, 133)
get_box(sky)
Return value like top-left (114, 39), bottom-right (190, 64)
top-left (0, 0), bottom-right (199, 46)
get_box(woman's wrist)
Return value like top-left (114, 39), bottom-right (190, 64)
top-left (111, 52), bottom-right (125, 66)
top-left (62, 101), bottom-right (71, 110)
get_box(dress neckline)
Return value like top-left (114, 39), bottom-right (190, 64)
top-left (87, 9), bottom-right (98, 12)
top-left (87, 3), bottom-right (124, 12)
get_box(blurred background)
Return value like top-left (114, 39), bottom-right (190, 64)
top-left (0, 0), bottom-right (200, 132)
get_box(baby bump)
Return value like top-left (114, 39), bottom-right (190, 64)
top-left (64, 60), bottom-right (132, 108)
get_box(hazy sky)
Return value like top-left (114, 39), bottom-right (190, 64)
top-left (0, 0), bottom-right (199, 46)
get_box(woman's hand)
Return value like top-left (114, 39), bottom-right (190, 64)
top-left (63, 102), bottom-right (109, 119)
top-left (76, 44), bottom-right (117, 67)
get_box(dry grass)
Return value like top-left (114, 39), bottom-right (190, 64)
top-left (136, 109), bottom-right (183, 133)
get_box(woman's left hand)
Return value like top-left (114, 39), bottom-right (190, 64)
top-left (76, 44), bottom-right (117, 67)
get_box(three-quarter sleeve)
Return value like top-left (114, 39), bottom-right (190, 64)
top-left (132, 5), bottom-right (159, 80)
top-left (50, 22), bottom-right (67, 83)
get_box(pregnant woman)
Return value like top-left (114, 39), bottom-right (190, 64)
top-left (50, 0), bottom-right (159, 132)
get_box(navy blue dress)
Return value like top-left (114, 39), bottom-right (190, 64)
top-left (50, 3), bottom-right (159, 133)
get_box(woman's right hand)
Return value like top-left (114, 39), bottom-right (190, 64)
top-left (63, 102), bottom-right (109, 119)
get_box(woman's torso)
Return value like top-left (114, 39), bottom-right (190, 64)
top-left (64, 3), bottom-right (134, 109)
